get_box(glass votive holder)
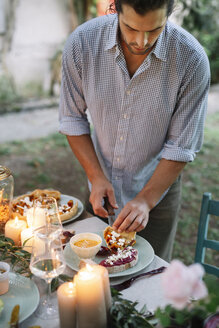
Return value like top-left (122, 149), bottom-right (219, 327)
top-left (0, 262), bottom-right (10, 295)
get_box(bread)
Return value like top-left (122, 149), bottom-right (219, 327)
top-left (103, 226), bottom-right (136, 252)
top-left (12, 189), bottom-right (78, 223)
top-left (99, 247), bottom-right (138, 273)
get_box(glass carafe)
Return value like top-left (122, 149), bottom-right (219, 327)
top-left (0, 166), bottom-right (14, 233)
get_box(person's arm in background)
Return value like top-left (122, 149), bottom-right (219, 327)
top-left (113, 48), bottom-right (211, 233)
top-left (59, 31), bottom-right (117, 218)
top-left (67, 134), bottom-right (118, 218)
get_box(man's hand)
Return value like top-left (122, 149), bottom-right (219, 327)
top-left (89, 177), bottom-right (118, 218)
top-left (112, 195), bottom-right (150, 233)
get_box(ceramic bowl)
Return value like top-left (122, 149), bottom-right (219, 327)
top-left (70, 232), bottom-right (102, 259)
top-left (0, 262), bottom-right (10, 295)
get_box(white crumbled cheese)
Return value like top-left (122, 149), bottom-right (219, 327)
top-left (117, 238), bottom-right (125, 246)
top-left (59, 205), bottom-right (71, 212)
top-left (23, 197), bottom-right (33, 207)
top-left (105, 247), bottom-right (135, 264)
top-left (111, 231), bottom-right (120, 238)
top-left (16, 205), bottom-right (24, 210)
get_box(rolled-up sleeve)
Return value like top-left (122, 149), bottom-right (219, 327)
top-left (59, 31), bottom-right (90, 136)
top-left (162, 51), bottom-right (210, 162)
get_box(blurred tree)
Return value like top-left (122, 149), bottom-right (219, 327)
top-left (72, 0), bottom-right (96, 24)
top-left (179, 0), bottom-right (219, 84)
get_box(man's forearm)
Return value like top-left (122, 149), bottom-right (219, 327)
top-left (66, 134), bottom-right (105, 183)
top-left (67, 134), bottom-right (118, 217)
top-left (138, 158), bottom-right (186, 210)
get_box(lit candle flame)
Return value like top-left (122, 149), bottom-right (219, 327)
top-left (14, 217), bottom-right (19, 225)
top-left (86, 264), bottom-right (94, 272)
top-left (69, 282), bottom-right (75, 289)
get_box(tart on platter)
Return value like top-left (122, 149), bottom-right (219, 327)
top-left (12, 189), bottom-right (78, 222)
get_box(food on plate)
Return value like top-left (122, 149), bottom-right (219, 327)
top-left (70, 232), bottom-right (102, 259)
top-left (61, 230), bottom-right (75, 247)
top-left (12, 189), bottom-right (78, 222)
top-left (97, 246), bottom-right (112, 256)
top-left (99, 246), bottom-right (138, 273)
top-left (103, 226), bottom-right (136, 252)
top-left (74, 239), bottom-right (100, 248)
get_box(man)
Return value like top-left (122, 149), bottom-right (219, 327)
top-left (59, 0), bottom-right (210, 261)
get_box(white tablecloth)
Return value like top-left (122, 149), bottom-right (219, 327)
top-left (20, 217), bottom-right (169, 328)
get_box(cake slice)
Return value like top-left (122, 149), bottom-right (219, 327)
top-left (99, 247), bottom-right (138, 273)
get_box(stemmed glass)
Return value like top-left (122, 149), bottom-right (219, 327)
top-left (30, 225), bottom-right (66, 319)
top-left (29, 197), bottom-right (65, 319)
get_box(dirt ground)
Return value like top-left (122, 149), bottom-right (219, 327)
top-left (1, 139), bottom-right (88, 202)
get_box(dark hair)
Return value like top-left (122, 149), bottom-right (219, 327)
top-left (109, 0), bottom-right (175, 16)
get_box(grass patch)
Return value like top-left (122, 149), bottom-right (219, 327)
top-left (173, 112), bottom-right (219, 265)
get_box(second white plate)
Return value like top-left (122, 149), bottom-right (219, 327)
top-left (61, 194), bottom-right (84, 224)
top-left (0, 273), bottom-right (40, 325)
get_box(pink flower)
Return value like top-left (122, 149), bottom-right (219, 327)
top-left (161, 260), bottom-right (208, 309)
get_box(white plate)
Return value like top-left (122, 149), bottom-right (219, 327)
top-left (61, 195), bottom-right (84, 224)
top-left (0, 272), bottom-right (40, 325)
top-left (64, 231), bottom-right (154, 278)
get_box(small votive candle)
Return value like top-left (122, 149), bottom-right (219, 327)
top-left (5, 217), bottom-right (27, 245)
top-left (57, 282), bottom-right (77, 328)
top-left (0, 262), bottom-right (10, 295)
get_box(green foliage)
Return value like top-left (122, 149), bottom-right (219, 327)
top-left (0, 235), bottom-right (31, 276)
top-left (109, 288), bottom-right (153, 328)
top-left (179, 0), bottom-right (219, 83)
top-left (0, 75), bottom-right (18, 104)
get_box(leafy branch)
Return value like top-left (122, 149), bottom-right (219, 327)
top-left (108, 288), bottom-right (154, 328)
top-left (0, 234), bottom-right (31, 277)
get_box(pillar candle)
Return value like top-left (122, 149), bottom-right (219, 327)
top-left (75, 265), bottom-right (107, 328)
top-left (79, 261), bottom-right (112, 313)
top-left (5, 217), bottom-right (27, 245)
top-left (57, 282), bottom-right (77, 328)
top-left (92, 265), bottom-right (112, 312)
top-left (26, 207), bottom-right (46, 228)
top-left (21, 228), bottom-right (34, 253)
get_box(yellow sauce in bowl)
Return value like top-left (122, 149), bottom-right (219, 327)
top-left (74, 239), bottom-right (100, 248)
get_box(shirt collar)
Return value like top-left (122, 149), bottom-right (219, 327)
top-left (105, 13), bottom-right (168, 62)
top-left (152, 21), bottom-right (169, 62)
top-left (104, 14), bottom-right (119, 51)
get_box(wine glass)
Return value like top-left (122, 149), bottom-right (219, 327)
top-left (30, 225), bottom-right (66, 319)
top-left (32, 196), bottom-right (63, 239)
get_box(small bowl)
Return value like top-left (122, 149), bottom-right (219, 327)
top-left (0, 262), bottom-right (10, 295)
top-left (70, 233), bottom-right (102, 259)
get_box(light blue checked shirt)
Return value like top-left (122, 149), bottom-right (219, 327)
top-left (59, 14), bottom-right (210, 219)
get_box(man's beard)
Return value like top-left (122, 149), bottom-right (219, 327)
top-left (125, 39), bottom-right (155, 55)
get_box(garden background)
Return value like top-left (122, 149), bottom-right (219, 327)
top-left (0, 0), bottom-right (218, 267)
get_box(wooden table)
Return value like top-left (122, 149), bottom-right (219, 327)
top-left (20, 211), bottom-right (169, 328)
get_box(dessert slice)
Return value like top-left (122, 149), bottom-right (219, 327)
top-left (99, 247), bottom-right (138, 273)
